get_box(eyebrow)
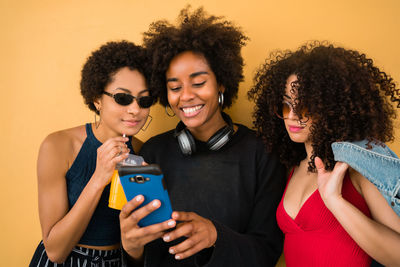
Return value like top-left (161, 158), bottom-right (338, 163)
top-left (189, 71), bottom-right (208, 78)
top-left (166, 71), bottom-right (209, 83)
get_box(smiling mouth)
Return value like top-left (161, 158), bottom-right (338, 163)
top-left (181, 105), bottom-right (203, 116)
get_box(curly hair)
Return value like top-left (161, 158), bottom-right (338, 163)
top-left (248, 41), bottom-right (400, 171)
top-left (80, 41), bottom-right (151, 114)
top-left (142, 6), bottom-right (248, 108)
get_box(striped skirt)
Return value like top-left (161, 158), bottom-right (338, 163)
top-left (29, 241), bottom-right (123, 267)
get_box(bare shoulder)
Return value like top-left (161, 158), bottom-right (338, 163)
top-left (348, 167), bottom-right (364, 194)
top-left (349, 167), bottom-right (379, 195)
top-left (39, 125), bottom-right (87, 169)
top-left (42, 125), bottom-right (84, 149)
top-left (348, 167), bottom-right (384, 203)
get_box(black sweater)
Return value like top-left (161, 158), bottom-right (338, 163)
top-left (138, 124), bottom-right (285, 267)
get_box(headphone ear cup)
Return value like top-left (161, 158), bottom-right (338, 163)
top-left (174, 112), bottom-right (233, 155)
top-left (176, 128), bottom-right (196, 155)
top-left (207, 126), bottom-right (233, 151)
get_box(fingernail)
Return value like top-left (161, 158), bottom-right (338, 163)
top-left (135, 195), bottom-right (143, 201)
top-left (169, 248), bottom-right (175, 254)
top-left (152, 200), bottom-right (160, 207)
top-left (175, 255), bottom-right (181, 260)
top-left (163, 235), bottom-right (170, 242)
top-left (167, 220), bottom-right (175, 227)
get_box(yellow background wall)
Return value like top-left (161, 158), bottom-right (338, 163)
top-left (1, 0), bottom-right (399, 266)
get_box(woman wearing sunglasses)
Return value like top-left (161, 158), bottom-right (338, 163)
top-left (29, 41), bottom-right (154, 266)
top-left (248, 41), bottom-right (400, 266)
top-left (119, 7), bottom-right (286, 267)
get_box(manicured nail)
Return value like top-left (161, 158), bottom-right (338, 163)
top-left (152, 200), bottom-right (160, 207)
top-left (163, 235), bottom-right (170, 242)
top-left (175, 255), bottom-right (181, 260)
top-left (169, 248), bottom-right (175, 254)
top-left (135, 195), bottom-right (143, 201)
top-left (167, 220), bottom-right (175, 227)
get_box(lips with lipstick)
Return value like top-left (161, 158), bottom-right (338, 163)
top-left (288, 125), bottom-right (305, 133)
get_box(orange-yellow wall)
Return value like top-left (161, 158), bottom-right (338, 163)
top-left (1, 0), bottom-right (399, 265)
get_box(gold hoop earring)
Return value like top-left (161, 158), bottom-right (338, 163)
top-left (165, 105), bottom-right (175, 117)
top-left (141, 115), bottom-right (153, 132)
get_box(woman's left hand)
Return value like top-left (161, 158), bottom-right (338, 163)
top-left (315, 157), bottom-right (349, 208)
top-left (162, 211), bottom-right (217, 260)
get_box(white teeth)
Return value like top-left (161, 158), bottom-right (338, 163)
top-left (182, 105), bottom-right (202, 115)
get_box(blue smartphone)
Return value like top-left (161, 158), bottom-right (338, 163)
top-left (118, 164), bottom-right (173, 227)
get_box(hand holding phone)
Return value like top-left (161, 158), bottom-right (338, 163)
top-left (118, 164), bottom-right (173, 227)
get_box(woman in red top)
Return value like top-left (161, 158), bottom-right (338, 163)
top-left (248, 42), bottom-right (400, 266)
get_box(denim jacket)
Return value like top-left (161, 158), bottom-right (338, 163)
top-left (331, 140), bottom-right (400, 216)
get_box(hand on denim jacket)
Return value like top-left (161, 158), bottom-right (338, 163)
top-left (120, 195), bottom-right (176, 262)
top-left (315, 157), bottom-right (349, 209)
top-left (162, 211), bottom-right (217, 260)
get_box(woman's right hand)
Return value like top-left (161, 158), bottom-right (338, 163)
top-left (120, 195), bottom-right (176, 261)
top-left (92, 136), bottom-right (130, 188)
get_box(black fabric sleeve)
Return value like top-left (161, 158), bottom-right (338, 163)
top-left (194, 150), bottom-right (286, 267)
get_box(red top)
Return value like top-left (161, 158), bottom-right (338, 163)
top-left (276, 169), bottom-right (372, 266)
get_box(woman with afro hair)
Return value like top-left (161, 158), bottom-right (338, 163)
top-left (29, 41), bottom-right (155, 266)
top-left (119, 6), bottom-right (286, 267)
top-left (248, 41), bottom-right (400, 266)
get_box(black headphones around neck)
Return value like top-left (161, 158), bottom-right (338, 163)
top-left (174, 112), bottom-right (234, 156)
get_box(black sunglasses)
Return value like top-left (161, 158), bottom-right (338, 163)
top-left (103, 92), bottom-right (154, 108)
